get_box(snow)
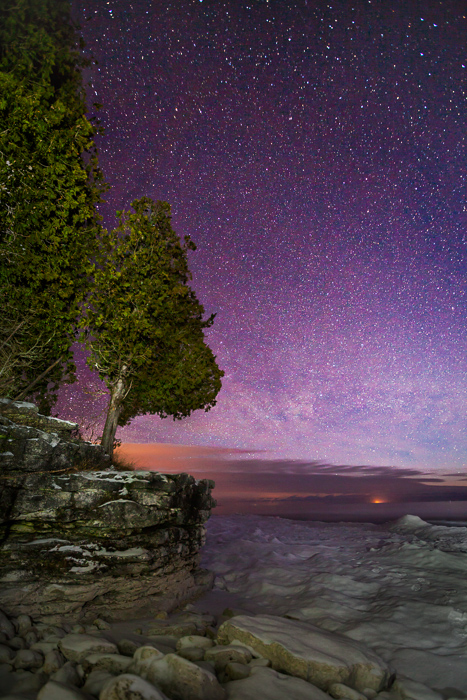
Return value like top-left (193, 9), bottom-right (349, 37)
top-left (194, 514), bottom-right (467, 697)
top-left (80, 470), bottom-right (148, 484)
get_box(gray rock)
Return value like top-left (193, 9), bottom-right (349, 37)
top-left (224, 665), bottom-right (331, 700)
top-left (59, 634), bottom-right (118, 663)
top-left (217, 614), bottom-right (393, 693)
top-left (117, 639), bottom-right (139, 656)
top-left (224, 662), bottom-right (251, 680)
top-left (139, 652), bottom-right (226, 700)
top-left (93, 618), bottom-right (111, 630)
top-left (16, 615), bottom-right (33, 636)
top-left (205, 644), bottom-right (252, 670)
top-left (176, 635), bottom-right (214, 651)
top-left (99, 673), bottom-right (169, 700)
top-left (0, 643), bottom-right (15, 663)
top-left (0, 611), bottom-right (14, 639)
top-left (30, 641), bottom-right (59, 655)
top-left (42, 649), bottom-right (65, 674)
top-left (248, 657), bottom-right (271, 668)
top-left (133, 646), bottom-right (166, 664)
top-left (82, 669), bottom-right (115, 696)
top-left (177, 646), bottom-right (206, 662)
top-left (37, 680), bottom-right (95, 699)
top-left (13, 649), bottom-right (43, 670)
top-left (82, 653), bottom-right (133, 674)
top-left (23, 630), bottom-right (38, 646)
top-left (2, 668), bottom-right (47, 694)
top-left (8, 638), bottom-right (26, 651)
top-left (328, 682), bottom-right (369, 699)
top-left (392, 675), bottom-right (444, 700)
top-left (50, 660), bottom-right (82, 687)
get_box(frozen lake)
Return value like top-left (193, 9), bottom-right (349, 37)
top-left (196, 513), bottom-right (467, 698)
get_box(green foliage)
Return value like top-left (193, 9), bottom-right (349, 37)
top-left (0, 0), bottom-right (107, 412)
top-left (82, 197), bottom-right (223, 452)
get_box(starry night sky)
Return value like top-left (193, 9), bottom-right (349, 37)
top-left (61, 0), bottom-right (467, 502)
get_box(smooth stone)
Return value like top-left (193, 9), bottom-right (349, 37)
top-left (193, 659), bottom-right (216, 674)
top-left (50, 660), bottom-right (82, 687)
top-left (0, 643), bottom-right (15, 663)
top-left (36, 625), bottom-right (66, 640)
top-left (30, 641), bottom-right (59, 655)
top-left (9, 637), bottom-right (27, 651)
top-left (224, 665), bottom-right (332, 700)
top-left (133, 646), bottom-right (165, 663)
top-left (99, 673), bottom-right (169, 700)
top-left (144, 640), bottom-right (177, 655)
top-left (42, 634), bottom-right (63, 644)
top-left (204, 644), bottom-right (252, 670)
top-left (5, 669), bottom-right (48, 694)
top-left (329, 682), bottom-right (368, 699)
top-left (139, 652), bottom-right (226, 700)
top-left (82, 669), bottom-right (115, 696)
top-left (72, 625), bottom-right (86, 634)
top-left (177, 646), bottom-right (206, 662)
top-left (93, 619), bottom-right (111, 630)
top-left (117, 639), bottom-right (139, 656)
top-left (82, 652), bottom-right (133, 674)
top-left (42, 649), bottom-right (65, 674)
top-left (24, 630), bottom-right (38, 646)
top-left (37, 679), bottom-right (95, 699)
top-left (16, 615), bottom-right (33, 637)
top-left (59, 634), bottom-right (118, 663)
top-left (224, 661), bottom-right (251, 680)
top-left (392, 675), bottom-right (444, 700)
top-left (176, 635), bottom-right (214, 651)
top-left (0, 611), bottom-right (15, 639)
top-left (146, 622), bottom-right (198, 638)
top-left (13, 649), bottom-right (43, 670)
top-left (249, 657), bottom-right (271, 668)
top-left (217, 614), bottom-right (392, 693)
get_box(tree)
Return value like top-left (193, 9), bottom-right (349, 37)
top-left (82, 197), bottom-right (223, 457)
top-left (0, 0), bottom-right (107, 412)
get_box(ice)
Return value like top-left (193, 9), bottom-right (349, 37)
top-left (196, 514), bottom-right (467, 697)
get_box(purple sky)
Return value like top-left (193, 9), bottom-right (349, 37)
top-left (60, 0), bottom-right (467, 509)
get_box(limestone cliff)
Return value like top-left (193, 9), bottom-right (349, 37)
top-left (0, 401), bottom-right (216, 624)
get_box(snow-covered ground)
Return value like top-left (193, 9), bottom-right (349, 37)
top-left (196, 513), bottom-right (467, 698)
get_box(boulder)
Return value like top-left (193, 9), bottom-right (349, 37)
top-left (217, 614), bottom-right (393, 693)
top-left (224, 665), bottom-right (331, 700)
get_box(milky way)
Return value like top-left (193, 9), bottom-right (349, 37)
top-left (62, 0), bottom-right (467, 475)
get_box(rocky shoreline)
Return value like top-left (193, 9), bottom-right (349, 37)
top-left (0, 602), bottom-right (404, 700)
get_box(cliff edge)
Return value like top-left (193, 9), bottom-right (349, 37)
top-left (0, 400), bottom-right (216, 624)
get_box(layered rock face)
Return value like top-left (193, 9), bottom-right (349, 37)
top-left (0, 401), bottom-right (216, 624)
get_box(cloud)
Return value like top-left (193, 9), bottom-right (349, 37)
top-left (118, 443), bottom-right (467, 518)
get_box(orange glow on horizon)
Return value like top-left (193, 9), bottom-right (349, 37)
top-left (371, 497), bottom-right (387, 504)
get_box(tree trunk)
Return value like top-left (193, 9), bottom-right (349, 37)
top-left (101, 373), bottom-right (128, 458)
